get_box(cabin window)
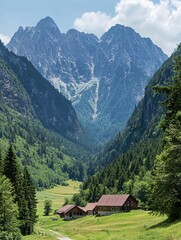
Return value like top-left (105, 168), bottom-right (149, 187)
top-left (131, 201), bottom-right (134, 206)
top-left (80, 212), bottom-right (82, 215)
top-left (127, 202), bottom-right (130, 206)
top-left (74, 212), bottom-right (76, 215)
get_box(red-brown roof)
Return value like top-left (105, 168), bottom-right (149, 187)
top-left (97, 194), bottom-right (131, 206)
top-left (57, 204), bottom-right (75, 214)
top-left (81, 202), bottom-right (97, 212)
top-left (57, 204), bottom-right (86, 214)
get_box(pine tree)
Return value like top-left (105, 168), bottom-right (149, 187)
top-left (150, 44), bottom-right (181, 220)
top-left (3, 144), bottom-right (25, 233)
top-left (21, 167), bottom-right (37, 235)
top-left (0, 175), bottom-right (22, 239)
top-left (3, 144), bottom-right (23, 203)
top-left (0, 149), bottom-right (3, 176)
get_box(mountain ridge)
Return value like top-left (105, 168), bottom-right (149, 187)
top-left (7, 16), bottom-right (168, 143)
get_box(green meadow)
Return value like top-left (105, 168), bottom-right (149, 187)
top-left (23, 181), bottom-right (181, 240)
top-left (35, 180), bottom-right (81, 216)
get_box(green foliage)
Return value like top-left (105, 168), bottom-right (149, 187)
top-left (0, 175), bottom-right (22, 239)
top-left (2, 144), bottom-right (38, 235)
top-left (21, 167), bottom-right (37, 235)
top-left (0, 149), bottom-right (3, 176)
top-left (0, 99), bottom-right (89, 188)
top-left (43, 200), bottom-right (53, 216)
top-left (3, 144), bottom-right (23, 202)
top-left (71, 193), bottom-right (87, 207)
top-left (150, 44), bottom-right (181, 220)
top-left (63, 197), bottom-right (70, 206)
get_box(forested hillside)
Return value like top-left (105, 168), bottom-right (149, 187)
top-left (0, 41), bottom-right (91, 188)
top-left (75, 46), bottom-right (180, 207)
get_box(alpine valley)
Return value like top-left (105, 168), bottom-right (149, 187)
top-left (7, 16), bottom-right (168, 143)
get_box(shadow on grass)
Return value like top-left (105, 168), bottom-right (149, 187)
top-left (148, 218), bottom-right (180, 230)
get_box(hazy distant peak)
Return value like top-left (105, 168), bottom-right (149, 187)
top-left (36, 16), bottom-right (61, 32)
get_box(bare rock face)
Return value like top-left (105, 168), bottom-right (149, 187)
top-left (7, 17), bottom-right (168, 143)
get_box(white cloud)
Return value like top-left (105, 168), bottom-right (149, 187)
top-left (74, 11), bottom-right (112, 37)
top-left (0, 34), bottom-right (10, 45)
top-left (74, 0), bottom-right (181, 55)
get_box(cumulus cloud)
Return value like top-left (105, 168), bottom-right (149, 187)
top-left (0, 34), bottom-right (10, 45)
top-left (74, 0), bottom-right (181, 55)
top-left (74, 11), bottom-right (112, 37)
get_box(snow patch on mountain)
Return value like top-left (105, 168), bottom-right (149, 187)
top-left (92, 78), bottom-right (99, 121)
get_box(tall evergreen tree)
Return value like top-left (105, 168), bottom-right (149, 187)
top-left (3, 144), bottom-right (25, 233)
top-left (0, 149), bottom-right (3, 176)
top-left (3, 144), bottom-right (23, 202)
top-left (21, 167), bottom-right (37, 235)
top-left (150, 44), bottom-right (181, 220)
top-left (0, 175), bottom-right (22, 239)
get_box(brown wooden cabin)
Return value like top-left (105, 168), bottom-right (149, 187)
top-left (56, 204), bottom-right (86, 220)
top-left (94, 194), bottom-right (138, 216)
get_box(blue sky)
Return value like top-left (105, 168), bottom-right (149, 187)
top-left (0, 0), bottom-right (180, 55)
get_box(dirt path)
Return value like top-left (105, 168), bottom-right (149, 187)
top-left (36, 227), bottom-right (73, 240)
top-left (56, 238), bottom-right (72, 240)
top-left (49, 230), bottom-right (73, 240)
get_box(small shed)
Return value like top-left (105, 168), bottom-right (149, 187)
top-left (56, 204), bottom-right (86, 220)
top-left (95, 194), bottom-right (138, 215)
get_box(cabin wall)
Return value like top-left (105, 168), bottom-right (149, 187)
top-left (95, 206), bottom-right (123, 215)
top-left (64, 207), bottom-right (86, 220)
top-left (125, 196), bottom-right (138, 209)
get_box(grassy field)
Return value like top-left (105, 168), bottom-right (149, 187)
top-left (23, 181), bottom-right (181, 240)
top-left (36, 180), bottom-right (81, 216)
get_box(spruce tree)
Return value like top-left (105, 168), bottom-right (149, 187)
top-left (21, 167), bottom-right (37, 235)
top-left (150, 44), bottom-right (181, 220)
top-left (3, 144), bottom-right (23, 202)
top-left (3, 144), bottom-right (25, 233)
top-left (0, 175), bottom-right (22, 239)
top-left (0, 149), bottom-right (3, 176)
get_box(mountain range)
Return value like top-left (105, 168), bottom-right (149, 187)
top-left (7, 16), bottom-right (168, 143)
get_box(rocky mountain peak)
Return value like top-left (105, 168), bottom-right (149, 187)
top-left (36, 16), bottom-right (59, 30)
top-left (7, 18), bottom-right (168, 143)
top-left (35, 16), bottom-right (61, 39)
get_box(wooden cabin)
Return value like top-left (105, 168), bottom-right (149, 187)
top-left (94, 194), bottom-right (138, 215)
top-left (56, 204), bottom-right (86, 220)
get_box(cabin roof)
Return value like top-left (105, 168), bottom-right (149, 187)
top-left (97, 194), bottom-right (134, 207)
top-left (57, 204), bottom-right (86, 214)
top-left (57, 204), bottom-right (75, 214)
top-left (81, 202), bottom-right (98, 212)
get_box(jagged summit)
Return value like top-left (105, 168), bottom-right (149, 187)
top-left (36, 16), bottom-right (59, 31)
top-left (7, 18), bottom-right (168, 143)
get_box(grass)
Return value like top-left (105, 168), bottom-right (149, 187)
top-left (23, 181), bottom-right (181, 240)
top-left (36, 179), bottom-right (81, 216)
